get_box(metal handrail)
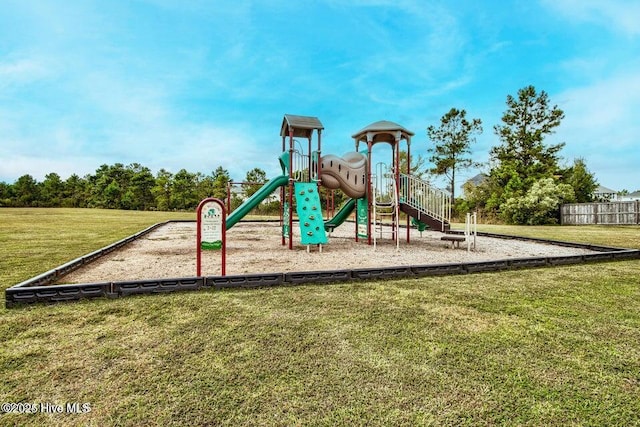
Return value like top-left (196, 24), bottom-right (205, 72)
top-left (374, 162), bottom-right (395, 204)
top-left (399, 173), bottom-right (451, 225)
top-left (290, 149), bottom-right (314, 182)
top-left (373, 163), bottom-right (400, 250)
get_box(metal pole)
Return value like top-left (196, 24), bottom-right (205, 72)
top-left (308, 136), bottom-right (312, 182)
top-left (373, 185), bottom-right (377, 251)
top-left (466, 212), bottom-right (470, 252)
top-left (367, 140), bottom-right (372, 245)
top-left (289, 128), bottom-right (294, 250)
top-left (442, 193), bottom-right (446, 232)
top-left (317, 129), bottom-right (322, 183)
top-left (221, 207), bottom-right (226, 276)
top-left (473, 211), bottom-right (477, 250)
top-left (393, 141), bottom-right (398, 244)
top-left (355, 137), bottom-right (359, 242)
top-left (196, 210), bottom-right (202, 276)
top-left (281, 135), bottom-right (286, 246)
top-left (406, 138), bottom-right (411, 244)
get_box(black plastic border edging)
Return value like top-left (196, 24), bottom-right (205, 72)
top-left (6, 282), bottom-right (114, 305)
top-left (5, 221), bottom-right (640, 307)
top-left (8, 221), bottom-right (175, 290)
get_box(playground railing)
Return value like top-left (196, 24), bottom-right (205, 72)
top-left (373, 163), bottom-right (395, 204)
top-left (399, 173), bottom-right (451, 225)
top-left (290, 149), bottom-right (317, 182)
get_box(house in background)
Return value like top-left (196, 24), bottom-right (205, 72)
top-left (618, 190), bottom-right (640, 202)
top-left (461, 173), bottom-right (488, 198)
top-left (459, 176), bottom-right (636, 203)
top-left (592, 185), bottom-right (640, 202)
top-left (593, 185), bottom-right (617, 202)
top-left (466, 173), bottom-right (488, 187)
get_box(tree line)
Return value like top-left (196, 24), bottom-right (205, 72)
top-left (1, 85), bottom-right (603, 224)
top-left (0, 163), bottom-right (264, 211)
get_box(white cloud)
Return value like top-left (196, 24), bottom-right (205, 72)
top-left (553, 72), bottom-right (640, 188)
top-left (0, 120), bottom-right (281, 183)
top-left (0, 56), bottom-right (53, 90)
top-left (1, 0), bottom-right (636, 193)
top-left (110, 120), bottom-right (280, 178)
top-left (541, 0), bottom-right (640, 36)
top-left (0, 154), bottom-right (104, 181)
top-left (556, 72), bottom-right (640, 149)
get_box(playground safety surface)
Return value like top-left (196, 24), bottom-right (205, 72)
top-left (59, 221), bottom-right (599, 282)
top-left (7, 220), bottom-right (640, 307)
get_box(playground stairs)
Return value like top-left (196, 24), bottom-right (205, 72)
top-left (373, 200), bottom-right (397, 238)
top-left (399, 173), bottom-right (452, 233)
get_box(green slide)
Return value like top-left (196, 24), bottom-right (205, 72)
top-left (226, 174), bottom-right (289, 229)
top-left (324, 198), bottom-right (356, 231)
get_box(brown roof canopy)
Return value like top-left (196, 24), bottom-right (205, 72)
top-left (280, 114), bottom-right (324, 138)
top-left (351, 120), bottom-right (414, 144)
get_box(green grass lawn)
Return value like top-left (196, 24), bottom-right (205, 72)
top-left (0, 208), bottom-right (194, 289)
top-left (452, 222), bottom-right (640, 250)
top-left (1, 209), bottom-right (639, 426)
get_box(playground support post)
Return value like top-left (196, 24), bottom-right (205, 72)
top-left (307, 136), bottom-right (311, 182)
top-left (465, 212), bottom-right (477, 252)
top-left (316, 129), bottom-right (322, 218)
top-left (392, 142), bottom-right (398, 244)
top-left (317, 129), bottom-right (322, 183)
top-left (326, 190), bottom-right (335, 218)
top-left (281, 134), bottom-right (286, 246)
top-left (280, 184), bottom-right (285, 246)
top-left (393, 170), bottom-right (400, 252)
top-left (367, 139), bottom-right (373, 245)
top-left (406, 138), bottom-right (411, 244)
top-left (288, 128), bottom-right (294, 250)
top-left (354, 140), bottom-right (359, 243)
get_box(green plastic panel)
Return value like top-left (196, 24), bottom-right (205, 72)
top-left (356, 197), bottom-right (369, 238)
top-left (294, 182), bottom-right (328, 245)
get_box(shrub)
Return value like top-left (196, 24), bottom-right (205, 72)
top-left (500, 178), bottom-right (575, 225)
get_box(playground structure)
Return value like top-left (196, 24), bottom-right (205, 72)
top-left (8, 117), bottom-right (640, 308)
top-left (221, 114), bottom-right (453, 251)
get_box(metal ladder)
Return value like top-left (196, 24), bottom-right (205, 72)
top-left (373, 163), bottom-right (400, 250)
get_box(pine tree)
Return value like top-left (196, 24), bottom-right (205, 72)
top-left (427, 108), bottom-right (482, 201)
top-left (490, 85), bottom-right (565, 202)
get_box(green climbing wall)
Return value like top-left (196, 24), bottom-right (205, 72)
top-left (294, 182), bottom-right (328, 245)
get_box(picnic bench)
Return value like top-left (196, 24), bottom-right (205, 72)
top-left (441, 234), bottom-right (466, 248)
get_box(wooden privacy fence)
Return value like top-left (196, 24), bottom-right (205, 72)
top-left (561, 201), bottom-right (640, 225)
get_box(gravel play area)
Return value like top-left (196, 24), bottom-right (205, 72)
top-left (57, 221), bottom-right (599, 283)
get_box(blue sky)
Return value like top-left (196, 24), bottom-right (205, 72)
top-left (1, 0), bottom-right (639, 192)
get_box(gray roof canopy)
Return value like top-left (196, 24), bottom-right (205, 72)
top-left (595, 185), bottom-right (617, 194)
top-left (280, 114), bottom-right (324, 138)
top-left (466, 173), bottom-right (488, 186)
top-left (351, 120), bottom-right (414, 144)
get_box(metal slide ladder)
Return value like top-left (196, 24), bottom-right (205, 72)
top-left (373, 163), bottom-right (400, 250)
top-left (399, 173), bottom-right (452, 232)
